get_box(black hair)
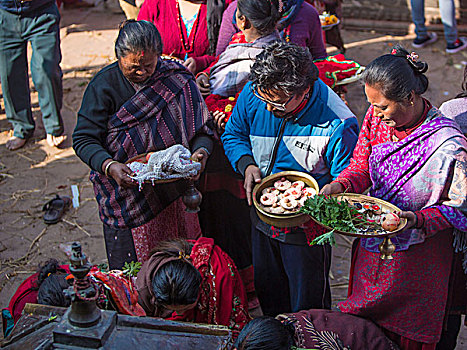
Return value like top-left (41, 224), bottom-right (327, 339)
top-left (237, 0), bottom-right (280, 36)
top-left (250, 42), bottom-right (319, 96)
top-left (37, 275), bottom-right (71, 307)
top-left (207, 0), bottom-right (227, 55)
top-left (150, 240), bottom-right (202, 307)
top-left (35, 259), bottom-right (71, 307)
top-left (456, 65), bottom-right (467, 99)
top-left (115, 20), bottom-right (163, 59)
top-left (234, 316), bottom-right (295, 350)
top-left (362, 44), bottom-right (429, 102)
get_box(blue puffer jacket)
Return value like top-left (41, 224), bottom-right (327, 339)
top-left (222, 80), bottom-right (359, 188)
top-left (0, 0), bottom-right (54, 14)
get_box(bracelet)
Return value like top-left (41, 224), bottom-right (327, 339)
top-left (195, 72), bottom-right (209, 80)
top-left (104, 160), bottom-right (118, 177)
top-left (196, 146), bottom-right (211, 157)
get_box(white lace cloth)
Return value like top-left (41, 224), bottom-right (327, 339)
top-left (128, 145), bottom-right (201, 186)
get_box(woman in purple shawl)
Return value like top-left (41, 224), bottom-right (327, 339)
top-left (322, 46), bottom-right (467, 349)
top-left (73, 20), bottom-right (213, 269)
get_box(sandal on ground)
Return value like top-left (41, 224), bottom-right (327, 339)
top-left (42, 195), bottom-right (71, 224)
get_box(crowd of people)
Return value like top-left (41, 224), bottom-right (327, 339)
top-left (1, 0), bottom-right (467, 349)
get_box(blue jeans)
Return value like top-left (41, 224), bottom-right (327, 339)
top-left (410, 0), bottom-right (457, 45)
top-left (0, 4), bottom-right (63, 139)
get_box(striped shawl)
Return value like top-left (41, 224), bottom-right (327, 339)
top-left (90, 60), bottom-right (211, 229)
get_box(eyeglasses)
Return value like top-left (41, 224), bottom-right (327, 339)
top-left (251, 85), bottom-right (295, 112)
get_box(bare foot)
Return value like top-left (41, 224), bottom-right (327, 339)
top-left (6, 136), bottom-right (27, 151)
top-left (46, 134), bottom-right (67, 147)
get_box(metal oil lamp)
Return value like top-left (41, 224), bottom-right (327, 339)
top-left (182, 179), bottom-right (203, 213)
top-left (379, 236), bottom-right (396, 260)
top-left (65, 242), bottom-right (101, 327)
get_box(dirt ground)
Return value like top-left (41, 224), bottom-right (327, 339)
top-left (0, 1), bottom-right (466, 346)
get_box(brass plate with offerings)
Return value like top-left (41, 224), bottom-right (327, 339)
top-left (252, 171), bottom-right (320, 228)
top-left (303, 193), bottom-right (407, 259)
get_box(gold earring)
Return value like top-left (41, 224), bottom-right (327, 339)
top-left (410, 101), bottom-right (414, 106)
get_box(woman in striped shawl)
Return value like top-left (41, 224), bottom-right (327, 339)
top-left (73, 20), bottom-right (213, 269)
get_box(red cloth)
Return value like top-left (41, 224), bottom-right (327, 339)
top-left (168, 237), bottom-right (250, 335)
top-left (314, 54), bottom-right (361, 88)
top-left (204, 93), bottom-right (239, 123)
top-left (334, 105), bottom-right (452, 234)
top-left (138, 0), bottom-right (232, 72)
top-left (90, 271), bottom-right (145, 317)
top-left (339, 231), bottom-right (454, 345)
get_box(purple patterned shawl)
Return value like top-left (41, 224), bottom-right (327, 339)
top-left (277, 309), bottom-right (398, 349)
top-left (361, 108), bottom-right (467, 259)
top-left (90, 60), bottom-right (211, 229)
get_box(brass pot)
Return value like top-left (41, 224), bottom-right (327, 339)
top-left (252, 171), bottom-right (319, 228)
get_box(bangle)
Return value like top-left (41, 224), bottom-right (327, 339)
top-left (195, 72), bottom-right (209, 80)
top-left (196, 146), bottom-right (211, 156)
top-left (104, 160), bottom-right (117, 177)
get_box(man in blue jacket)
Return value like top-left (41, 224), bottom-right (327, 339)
top-left (0, 0), bottom-right (65, 150)
top-left (222, 42), bottom-right (359, 316)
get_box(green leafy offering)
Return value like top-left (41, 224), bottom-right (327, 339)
top-left (122, 261), bottom-right (142, 278)
top-left (300, 195), bottom-right (370, 246)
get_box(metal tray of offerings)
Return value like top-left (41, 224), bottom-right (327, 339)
top-left (252, 171), bottom-right (320, 228)
top-left (308, 193), bottom-right (407, 238)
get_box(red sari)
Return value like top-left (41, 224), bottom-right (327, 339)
top-left (168, 237), bottom-right (250, 334)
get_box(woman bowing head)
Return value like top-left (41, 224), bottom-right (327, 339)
top-left (136, 238), bottom-right (250, 335)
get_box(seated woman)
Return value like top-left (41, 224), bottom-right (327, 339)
top-left (234, 311), bottom-right (397, 350)
top-left (196, 0), bottom-right (281, 98)
top-left (137, 0), bottom-right (232, 74)
top-left (73, 20), bottom-right (213, 269)
top-left (322, 46), bottom-right (467, 349)
top-left (136, 238), bottom-right (250, 335)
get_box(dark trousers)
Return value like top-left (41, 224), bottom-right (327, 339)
top-left (0, 4), bottom-right (63, 139)
top-left (103, 224), bottom-right (138, 270)
top-left (252, 226), bottom-right (332, 316)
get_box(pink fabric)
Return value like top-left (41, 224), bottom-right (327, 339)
top-left (138, 0), bottom-right (217, 72)
top-left (131, 197), bottom-right (202, 262)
